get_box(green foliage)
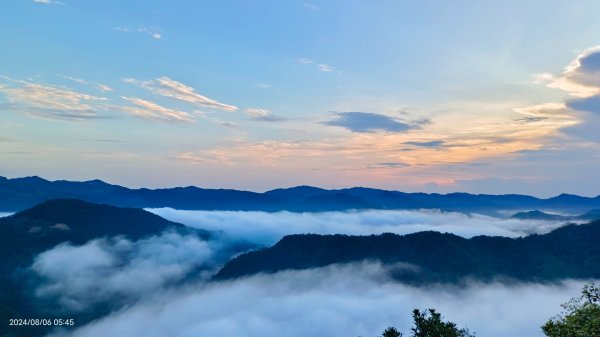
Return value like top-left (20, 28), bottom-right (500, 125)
top-left (411, 309), bottom-right (475, 337)
top-left (542, 283), bottom-right (600, 337)
top-left (380, 308), bottom-right (474, 337)
top-left (382, 326), bottom-right (403, 337)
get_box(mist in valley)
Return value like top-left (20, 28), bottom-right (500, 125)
top-left (22, 209), bottom-right (591, 337)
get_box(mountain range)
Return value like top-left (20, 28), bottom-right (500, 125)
top-left (2, 176), bottom-right (600, 215)
top-left (215, 219), bottom-right (600, 283)
top-left (2, 197), bottom-right (600, 337)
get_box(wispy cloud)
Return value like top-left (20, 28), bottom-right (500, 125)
top-left (0, 77), bottom-right (107, 121)
top-left (297, 58), bottom-right (336, 72)
top-left (58, 74), bottom-right (113, 92)
top-left (245, 108), bottom-right (285, 122)
top-left (58, 74), bottom-right (87, 85)
top-left (124, 77), bottom-right (238, 111)
top-left (367, 162), bottom-right (410, 169)
top-left (114, 26), bottom-right (162, 40)
top-left (403, 140), bottom-right (446, 148)
top-left (323, 112), bottom-right (421, 133)
top-left (33, 0), bottom-right (65, 5)
top-left (120, 97), bottom-right (195, 123)
top-left (317, 64), bottom-right (334, 72)
top-left (296, 58), bottom-right (314, 65)
top-left (96, 84), bottom-right (113, 92)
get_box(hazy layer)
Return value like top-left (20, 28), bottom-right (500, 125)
top-left (148, 208), bottom-right (568, 246)
top-left (48, 262), bottom-right (591, 337)
top-left (27, 209), bottom-right (586, 337)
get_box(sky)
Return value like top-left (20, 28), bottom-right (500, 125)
top-left (1, 1), bottom-right (600, 196)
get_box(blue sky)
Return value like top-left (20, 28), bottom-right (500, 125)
top-left (2, 0), bottom-right (600, 196)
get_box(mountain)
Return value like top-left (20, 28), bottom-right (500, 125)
top-left (0, 199), bottom-right (208, 267)
top-left (509, 209), bottom-right (600, 221)
top-left (0, 176), bottom-right (280, 212)
top-left (510, 210), bottom-right (571, 221)
top-left (214, 220), bottom-right (600, 283)
top-left (578, 209), bottom-right (600, 221)
top-left (0, 199), bottom-right (209, 337)
top-left (263, 185), bottom-right (331, 201)
top-left (2, 175), bottom-right (600, 214)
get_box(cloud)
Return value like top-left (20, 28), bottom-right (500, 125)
top-left (49, 262), bottom-right (592, 337)
top-left (148, 209), bottom-right (570, 247)
top-left (96, 84), bottom-right (113, 92)
top-left (514, 116), bottom-right (548, 124)
top-left (537, 46), bottom-right (600, 98)
top-left (566, 95), bottom-right (600, 114)
top-left (124, 77), bottom-right (237, 111)
top-left (511, 102), bottom-right (578, 134)
top-left (245, 108), bottom-right (286, 122)
top-left (514, 102), bottom-right (573, 118)
top-left (173, 125), bottom-right (550, 178)
top-left (323, 112), bottom-right (418, 133)
top-left (296, 58), bottom-right (314, 65)
top-left (30, 231), bottom-right (214, 312)
top-left (33, 0), bottom-right (64, 5)
top-left (245, 108), bottom-right (269, 117)
top-left (404, 140), bottom-right (446, 147)
top-left (317, 64), bottom-right (334, 72)
top-left (367, 162), bottom-right (411, 169)
top-left (58, 74), bottom-right (113, 92)
top-left (58, 74), bottom-right (87, 85)
top-left (120, 97), bottom-right (195, 123)
top-left (561, 111), bottom-right (600, 142)
top-left (0, 77), bottom-right (107, 121)
top-left (23, 210), bottom-right (592, 337)
top-left (115, 26), bottom-right (162, 40)
top-left (530, 46), bottom-right (600, 142)
top-left (297, 58), bottom-right (336, 72)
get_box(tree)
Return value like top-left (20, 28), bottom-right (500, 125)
top-left (411, 309), bottom-right (475, 337)
top-left (382, 326), bottom-right (402, 337)
top-left (380, 309), bottom-right (474, 337)
top-left (542, 283), bottom-right (600, 337)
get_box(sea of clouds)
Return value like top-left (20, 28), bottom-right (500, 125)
top-left (47, 263), bottom-right (590, 337)
top-left (148, 208), bottom-right (570, 246)
top-left (26, 209), bottom-right (589, 337)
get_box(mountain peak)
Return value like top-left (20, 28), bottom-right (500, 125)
top-left (5, 198), bottom-right (200, 241)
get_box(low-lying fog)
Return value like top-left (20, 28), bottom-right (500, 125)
top-left (48, 262), bottom-right (590, 337)
top-left (148, 208), bottom-right (570, 245)
top-left (29, 209), bottom-right (589, 337)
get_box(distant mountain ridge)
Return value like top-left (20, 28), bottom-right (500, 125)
top-left (1, 176), bottom-right (600, 215)
top-left (215, 219), bottom-right (600, 283)
top-left (510, 209), bottom-right (600, 221)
